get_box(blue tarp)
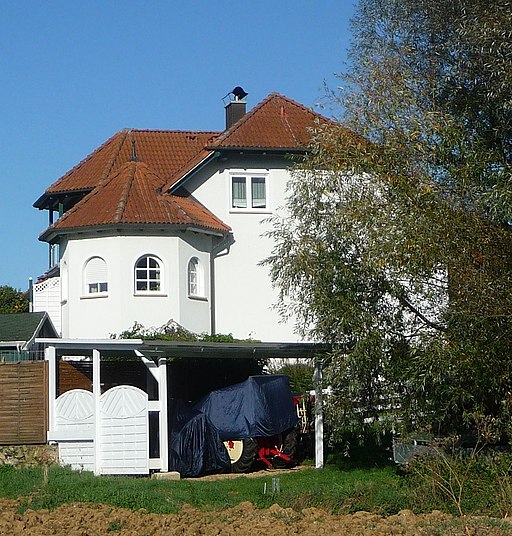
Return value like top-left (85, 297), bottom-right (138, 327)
top-left (169, 400), bottom-right (231, 477)
top-left (193, 375), bottom-right (298, 441)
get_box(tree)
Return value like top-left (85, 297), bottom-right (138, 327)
top-left (265, 0), bottom-right (512, 442)
top-left (0, 286), bottom-right (29, 314)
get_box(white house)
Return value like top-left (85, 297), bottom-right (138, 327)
top-left (33, 89), bottom-right (329, 341)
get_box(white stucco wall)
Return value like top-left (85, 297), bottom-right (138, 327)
top-left (59, 233), bottom-right (212, 338)
top-left (188, 155), bottom-right (300, 342)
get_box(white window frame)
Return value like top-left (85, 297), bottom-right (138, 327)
top-left (134, 255), bottom-right (163, 295)
top-left (83, 256), bottom-right (108, 298)
top-left (230, 173), bottom-right (269, 212)
top-left (187, 257), bottom-right (206, 299)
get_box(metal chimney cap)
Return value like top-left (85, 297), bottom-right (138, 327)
top-left (223, 86), bottom-right (248, 105)
top-left (231, 86), bottom-right (248, 100)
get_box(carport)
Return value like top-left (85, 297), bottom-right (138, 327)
top-left (37, 338), bottom-right (329, 475)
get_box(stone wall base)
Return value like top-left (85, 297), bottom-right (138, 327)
top-left (0, 445), bottom-right (58, 468)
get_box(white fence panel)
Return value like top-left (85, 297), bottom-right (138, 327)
top-left (33, 277), bottom-right (61, 335)
top-left (99, 385), bottom-right (149, 475)
top-left (54, 389), bottom-right (95, 471)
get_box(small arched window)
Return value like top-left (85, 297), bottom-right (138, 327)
top-left (135, 255), bottom-right (162, 293)
top-left (84, 256), bottom-right (108, 295)
top-left (188, 257), bottom-right (204, 297)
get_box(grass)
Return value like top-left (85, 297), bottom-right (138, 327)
top-left (0, 462), bottom-right (409, 515)
top-left (0, 445), bottom-right (511, 519)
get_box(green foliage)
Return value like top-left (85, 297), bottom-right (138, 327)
top-left (115, 320), bottom-right (198, 341)
top-left (114, 320), bottom-right (258, 344)
top-left (265, 0), bottom-right (512, 441)
top-left (271, 362), bottom-right (314, 393)
top-left (0, 286), bottom-right (28, 313)
top-left (406, 445), bottom-right (512, 517)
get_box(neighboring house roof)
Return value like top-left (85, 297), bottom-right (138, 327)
top-left (35, 92), bottom-right (332, 239)
top-left (40, 161), bottom-right (231, 240)
top-left (0, 312), bottom-right (58, 348)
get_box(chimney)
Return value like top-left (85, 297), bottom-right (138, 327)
top-left (224, 86), bottom-right (248, 129)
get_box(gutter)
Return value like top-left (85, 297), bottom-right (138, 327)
top-left (40, 222), bottom-right (229, 243)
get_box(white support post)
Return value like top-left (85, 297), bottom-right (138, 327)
top-left (93, 349), bottom-right (101, 476)
top-left (158, 358), bottom-right (168, 472)
top-left (45, 345), bottom-right (57, 439)
top-left (314, 359), bottom-right (324, 469)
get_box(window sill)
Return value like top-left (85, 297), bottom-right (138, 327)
top-left (188, 295), bottom-right (208, 302)
top-left (133, 292), bottom-right (168, 297)
top-left (80, 293), bottom-right (109, 300)
top-left (229, 208), bottom-right (272, 215)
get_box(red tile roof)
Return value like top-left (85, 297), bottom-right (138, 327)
top-left (36, 129), bottom-right (220, 202)
top-left (40, 161), bottom-right (230, 239)
top-left (36, 92), bottom-right (331, 238)
top-left (162, 93), bottom-right (331, 191)
top-left (209, 93), bottom-right (326, 150)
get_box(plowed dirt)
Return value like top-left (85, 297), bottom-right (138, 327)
top-left (0, 499), bottom-right (510, 535)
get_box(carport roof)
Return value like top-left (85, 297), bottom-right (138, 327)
top-left (35, 338), bottom-right (330, 360)
top-left (139, 340), bottom-right (329, 360)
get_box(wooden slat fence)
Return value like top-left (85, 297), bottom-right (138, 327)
top-left (0, 361), bottom-right (48, 444)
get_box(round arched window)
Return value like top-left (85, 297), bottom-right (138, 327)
top-left (135, 255), bottom-right (162, 293)
top-left (187, 257), bottom-right (204, 297)
top-left (84, 256), bottom-right (108, 294)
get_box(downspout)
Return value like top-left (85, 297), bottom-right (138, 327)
top-left (209, 233), bottom-right (235, 335)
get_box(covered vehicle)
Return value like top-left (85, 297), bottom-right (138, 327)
top-left (168, 400), bottom-right (231, 477)
top-left (194, 375), bottom-right (299, 473)
top-left (193, 375), bottom-right (298, 440)
top-left (169, 375), bottom-right (300, 476)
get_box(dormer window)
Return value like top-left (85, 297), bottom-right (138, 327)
top-left (231, 174), bottom-right (268, 211)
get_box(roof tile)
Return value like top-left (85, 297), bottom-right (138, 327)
top-left (44, 161), bottom-right (230, 236)
top-left (209, 93), bottom-right (328, 150)
top-left (40, 130), bottom-right (220, 199)
top-left (36, 92), bottom-right (333, 236)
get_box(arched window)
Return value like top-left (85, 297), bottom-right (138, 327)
top-left (188, 257), bottom-right (204, 297)
top-left (84, 256), bottom-right (108, 294)
top-left (135, 255), bottom-right (162, 293)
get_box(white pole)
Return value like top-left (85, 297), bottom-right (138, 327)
top-left (158, 358), bottom-right (168, 472)
top-left (314, 359), bottom-right (324, 469)
top-left (93, 349), bottom-right (101, 476)
top-left (45, 345), bottom-right (56, 437)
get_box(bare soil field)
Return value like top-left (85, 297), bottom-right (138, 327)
top-left (0, 499), bottom-right (510, 535)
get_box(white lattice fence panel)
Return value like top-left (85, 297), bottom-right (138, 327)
top-left (33, 277), bottom-right (61, 335)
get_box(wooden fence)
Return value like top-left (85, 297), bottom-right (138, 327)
top-left (0, 361), bottom-right (48, 444)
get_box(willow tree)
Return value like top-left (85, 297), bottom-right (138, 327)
top-left (266, 0), bottom-right (512, 442)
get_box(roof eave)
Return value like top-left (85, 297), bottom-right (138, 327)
top-left (39, 222), bottom-right (229, 243)
top-left (205, 146), bottom-right (307, 154)
top-left (33, 188), bottom-right (94, 210)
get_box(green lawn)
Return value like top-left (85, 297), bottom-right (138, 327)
top-left (0, 463), bottom-right (407, 515)
top-left (0, 453), bottom-right (509, 518)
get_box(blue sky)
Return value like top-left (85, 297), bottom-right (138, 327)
top-left (1, 1), bottom-right (355, 290)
